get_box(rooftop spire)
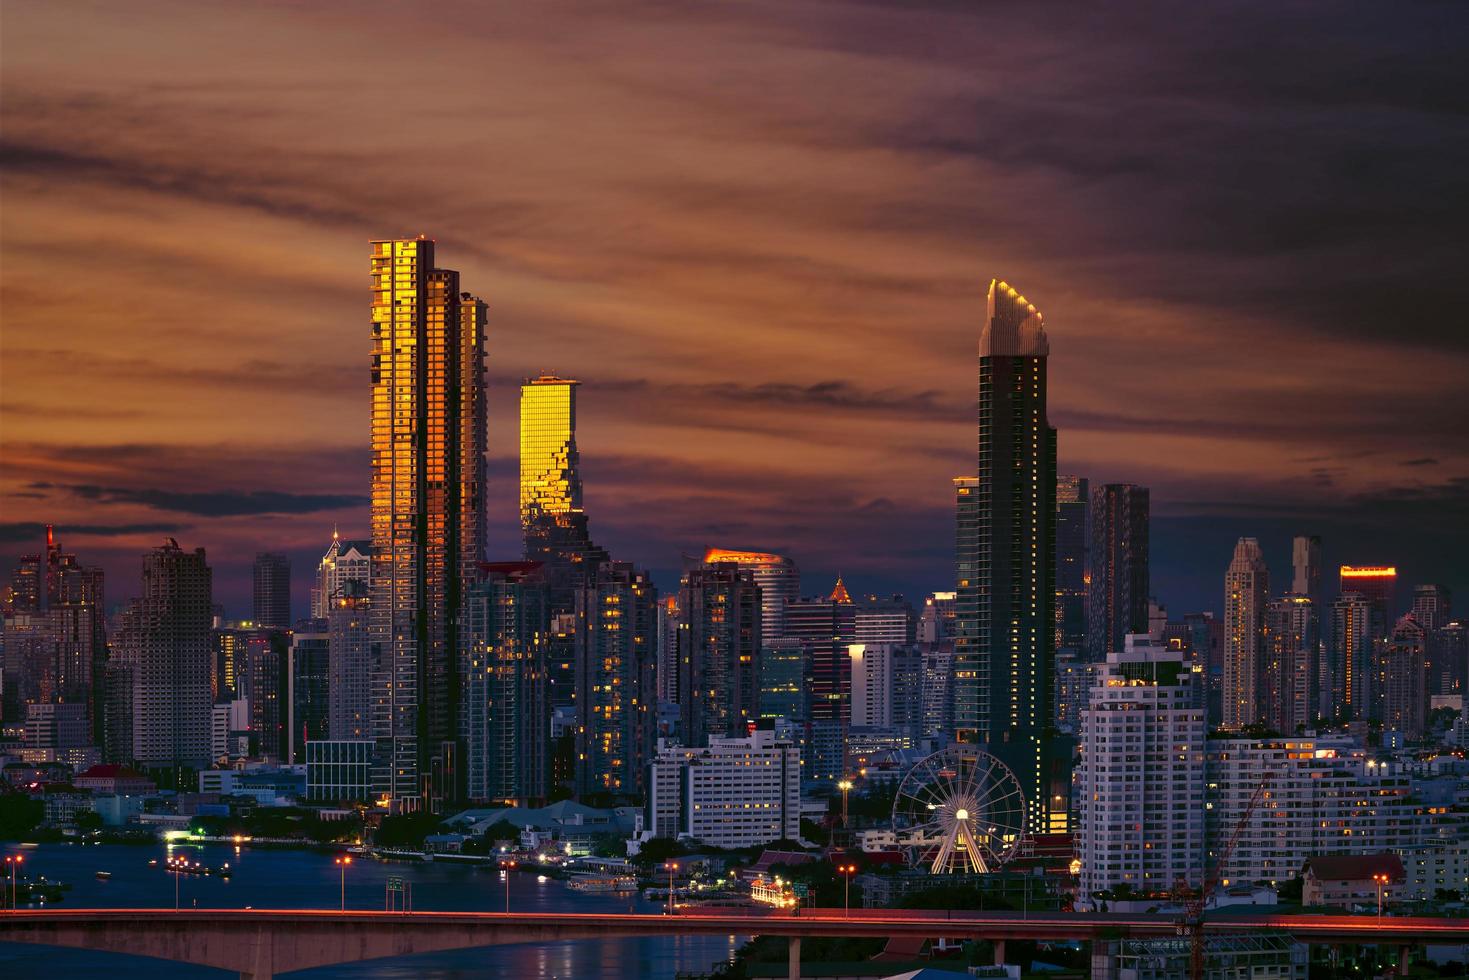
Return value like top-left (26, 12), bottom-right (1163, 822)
top-left (980, 278), bottom-right (1049, 357)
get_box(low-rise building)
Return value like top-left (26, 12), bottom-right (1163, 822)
top-left (1301, 853), bottom-right (1404, 909)
top-left (74, 764), bottom-right (155, 796)
top-left (645, 726), bottom-right (801, 850)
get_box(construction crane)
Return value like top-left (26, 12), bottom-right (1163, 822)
top-left (1174, 775), bottom-right (1271, 980)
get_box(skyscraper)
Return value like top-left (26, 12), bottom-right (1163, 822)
top-left (954, 279), bottom-right (1057, 835)
top-left (520, 376), bottom-right (608, 607)
top-left (785, 587), bottom-right (857, 781)
top-left (1055, 474), bottom-right (1089, 656)
top-left (369, 237), bottom-right (487, 811)
top-left (1087, 483), bottom-right (1150, 661)
top-left (702, 548), bottom-right (798, 642)
top-left (1412, 584), bottom-right (1451, 631)
top-left (1326, 592), bottom-right (1374, 720)
top-left (1222, 537), bottom-right (1269, 730)
top-left (1263, 594), bottom-right (1315, 734)
top-left (252, 553), bottom-right (292, 629)
top-left (1380, 614), bottom-right (1427, 738)
top-left (287, 628), bottom-right (330, 763)
top-left (311, 533), bottom-right (371, 618)
top-left (572, 561), bottom-right (657, 800)
top-left (113, 539), bottom-right (213, 771)
top-left (327, 581), bottom-right (373, 741)
top-left (462, 561), bottom-right (550, 805)
top-left (1291, 535), bottom-right (1323, 601)
top-left (677, 564), bottom-right (762, 746)
top-left (1340, 566), bottom-right (1398, 637)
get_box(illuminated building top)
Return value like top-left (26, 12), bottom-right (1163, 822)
top-left (1340, 566), bottom-right (1397, 578)
top-left (520, 375), bottom-right (583, 525)
top-left (980, 279), bottom-right (1049, 358)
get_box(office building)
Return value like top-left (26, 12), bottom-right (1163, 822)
top-left (1340, 566), bottom-right (1398, 631)
top-left (1380, 614), bottom-right (1427, 739)
top-left (237, 629), bottom-right (288, 760)
top-left (252, 552), bottom-right (292, 629)
top-left (646, 727), bottom-right (801, 848)
top-left (306, 739), bottom-right (374, 803)
top-left (849, 643), bottom-right (923, 732)
top-left (369, 237), bottom-right (487, 810)
top-left (758, 637), bottom-right (805, 722)
top-left (1055, 474), bottom-right (1089, 656)
top-left (1205, 735), bottom-right (1420, 886)
top-left (1291, 535), bottom-right (1322, 601)
top-left (920, 643), bottom-right (954, 737)
top-left (327, 581), bottom-right (373, 740)
top-left (954, 280), bottom-right (1058, 835)
top-left (854, 595), bottom-right (916, 647)
top-left (1412, 584), bottom-right (1451, 632)
top-left (677, 564), bottom-right (762, 746)
top-left (702, 548), bottom-right (798, 642)
top-left (1222, 538), bottom-right (1269, 730)
top-left (461, 561), bottom-right (550, 806)
top-left (785, 587), bottom-right (857, 780)
top-left (1087, 483), bottom-right (1150, 662)
top-left (1075, 635), bottom-right (1205, 901)
top-left (1263, 595), bottom-right (1316, 734)
top-left (287, 628), bottom-right (330, 763)
top-left (310, 533), bottom-right (371, 618)
top-left (573, 561), bottom-right (657, 800)
top-left (112, 540), bottom-right (213, 771)
top-left (520, 375), bottom-right (608, 606)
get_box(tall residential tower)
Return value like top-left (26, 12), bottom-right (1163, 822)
top-left (368, 237), bottom-right (487, 811)
top-left (954, 279), bottom-right (1058, 835)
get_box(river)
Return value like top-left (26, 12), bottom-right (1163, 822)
top-left (0, 841), bottom-right (742, 978)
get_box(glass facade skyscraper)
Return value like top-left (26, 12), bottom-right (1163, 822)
top-left (954, 279), bottom-right (1058, 835)
top-left (1054, 475), bottom-right (1089, 656)
top-left (369, 237), bottom-right (487, 811)
top-left (1087, 483), bottom-right (1150, 661)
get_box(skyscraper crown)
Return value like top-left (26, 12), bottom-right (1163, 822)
top-left (980, 279), bottom-right (1049, 357)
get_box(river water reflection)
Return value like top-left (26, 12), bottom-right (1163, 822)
top-left (0, 842), bottom-right (741, 978)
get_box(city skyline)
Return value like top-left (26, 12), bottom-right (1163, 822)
top-left (3, 3), bottom-right (1466, 620)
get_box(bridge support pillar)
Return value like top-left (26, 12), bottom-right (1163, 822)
top-left (241, 923), bottom-right (275, 980)
top-left (1396, 945), bottom-right (1411, 977)
top-left (788, 935), bottom-right (800, 980)
top-left (993, 939), bottom-right (1006, 966)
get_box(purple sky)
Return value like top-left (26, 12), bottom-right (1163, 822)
top-left (3, 1), bottom-right (1466, 619)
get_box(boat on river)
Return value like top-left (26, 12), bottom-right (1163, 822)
top-left (567, 873), bottom-right (637, 893)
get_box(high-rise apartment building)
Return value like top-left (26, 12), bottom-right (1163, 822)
top-left (1222, 538), bottom-right (1269, 730)
top-left (702, 549), bottom-right (798, 642)
top-left (1263, 595), bottom-right (1316, 735)
top-left (1075, 635), bottom-right (1205, 901)
top-left (369, 237), bottom-right (487, 810)
top-left (918, 591), bottom-right (955, 644)
top-left (462, 561), bottom-right (550, 805)
top-left (955, 280), bottom-right (1058, 835)
top-left (854, 595), bottom-right (916, 647)
top-left (310, 533), bottom-right (371, 618)
top-left (573, 561), bottom-right (657, 800)
top-left (1326, 593), bottom-right (1374, 721)
top-left (252, 553), bottom-right (292, 629)
top-left (327, 581), bottom-right (373, 741)
top-left (677, 564), bottom-right (762, 746)
top-left (785, 587), bottom-right (857, 781)
top-left (237, 629), bottom-right (288, 760)
top-left (1087, 483), bottom-right (1150, 661)
top-left (849, 642), bottom-right (923, 732)
top-left (113, 540), bottom-right (213, 771)
top-left (1055, 475), bottom-right (1089, 656)
top-left (1380, 614), bottom-right (1427, 738)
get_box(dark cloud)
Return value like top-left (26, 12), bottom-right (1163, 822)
top-left (1401, 457), bottom-right (1439, 467)
top-left (0, 521), bottom-right (187, 545)
top-left (33, 482), bottom-right (367, 518)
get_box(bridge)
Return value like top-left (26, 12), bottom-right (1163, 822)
top-left (2, 908), bottom-right (1465, 979)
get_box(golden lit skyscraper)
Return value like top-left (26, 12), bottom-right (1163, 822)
top-left (519, 376), bottom-right (606, 606)
top-left (369, 237), bottom-right (486, 811)
top-left (520, 376), bottom-right (583, 524)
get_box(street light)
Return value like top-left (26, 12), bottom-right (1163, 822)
top-left (167, 855), bottom-right (186, 911)
top-left (1373, 873), bottom-right (1388, 919)
top-left (837, 779), bottom-right (854, 829)
top-left (838, 863), bottom-right (858, 917)
top-left (665, 862), bottom-right (680, 915)
top-left (334, 856), bottom-right (352, 911)
top-left (499, 859), bottom-right (517, 913)
top-left (4, 855), bottom-right (22, 911)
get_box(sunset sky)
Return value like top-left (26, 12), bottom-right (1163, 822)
top-left (3, 1), bottom-right (1466, 618)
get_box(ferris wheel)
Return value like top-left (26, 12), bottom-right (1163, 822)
top-left (890, 746), bottom-right (1027, 875)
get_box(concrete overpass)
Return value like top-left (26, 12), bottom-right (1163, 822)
top-left (1, 908), bottom-right (1465, 979)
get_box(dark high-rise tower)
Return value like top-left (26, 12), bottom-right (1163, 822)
top-left (1087, 483), bottom-right (1150, 660)
top-left (1054, 475), bottom-right (1089, 656)
top-left (677, 564), bottom-right (763, 746)
top-left (954, 279), bottom-right (1057, 835)
top-left (369, 237), bottom-right (487, 811)
top-left (252, 552), bottom-right (292, 629)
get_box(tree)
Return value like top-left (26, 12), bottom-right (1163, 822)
top-left (634, 836), bottom-right (688, 867)
top-left (74, 810), bottom-right (104, 833)
top-left (0, 795), bottom-right (43, 840)
top-left (374, 812), bottom-right (444, 848)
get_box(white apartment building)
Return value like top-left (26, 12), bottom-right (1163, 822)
top-left (1076, 635), bottom-right (1206, 900)
top-left (646, 728), bottom-right (801, 849)
top-left (1206, 736), bottom-right (1421, 886)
